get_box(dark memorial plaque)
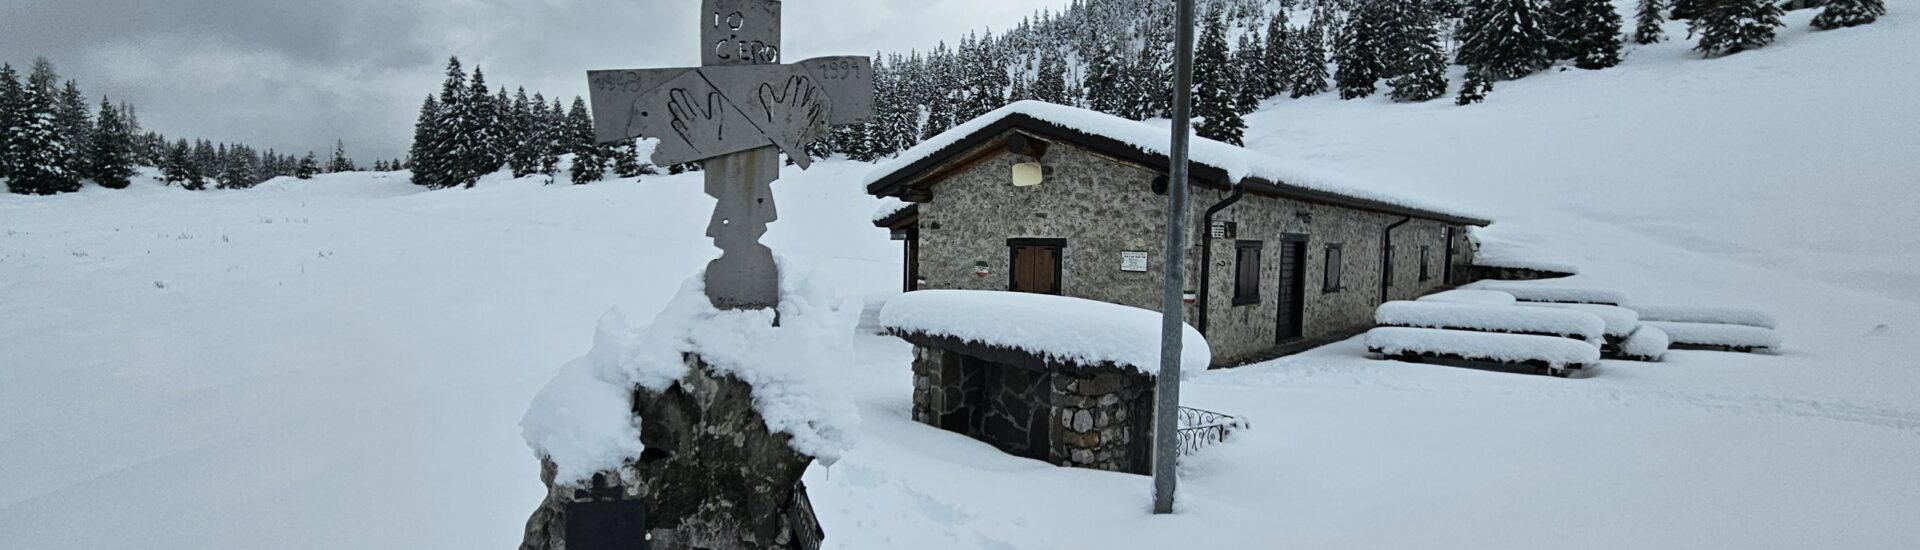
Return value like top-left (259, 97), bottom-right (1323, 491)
top-left (566, 500), bottom-right (649, 550)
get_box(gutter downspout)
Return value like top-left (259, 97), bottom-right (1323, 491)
top-left (1381, 216), bottom-right (1412, 305)
top-left (1196, 180), bottom-right (1246, 336)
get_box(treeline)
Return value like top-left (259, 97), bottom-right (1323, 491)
top-left (412, 0), bottom-right (1885, 178)
top-left (406, 57), bottom-right (651, 190)
top-left (820, 0), bottom-right (1886, 156)
top-left (0, 58), bottom-right (368, 195)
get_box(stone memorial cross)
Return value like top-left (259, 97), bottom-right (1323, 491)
top-left (588, 0), bottom-right (874, 310)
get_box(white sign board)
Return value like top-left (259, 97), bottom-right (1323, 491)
top-left (1121, 251), bottom-right (1149, 273)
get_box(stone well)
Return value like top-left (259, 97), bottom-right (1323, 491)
top-left (900, 332), bottom-right (1156, 475)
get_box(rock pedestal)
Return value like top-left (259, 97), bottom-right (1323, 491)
top-left (521, 355), bottom-right (824, 550)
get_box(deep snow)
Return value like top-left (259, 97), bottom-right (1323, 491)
top-left (5, 6), bottom-right (1920, 550)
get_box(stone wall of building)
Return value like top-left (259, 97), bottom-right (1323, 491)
top-left (914, 139), bottom-right (1198, 316)
top-left (911, 135), bottom-right (1477, 366)
top-left (1189, 187), bottom-right (1471, 363)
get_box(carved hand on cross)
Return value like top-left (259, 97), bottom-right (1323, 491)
top-left (668, 88), bottom-right (728, 153)
top-left (756, 75), bottom-right (831, 158)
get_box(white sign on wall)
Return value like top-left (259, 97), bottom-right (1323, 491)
top-left (1121, 251), bottom-right (1149, 272)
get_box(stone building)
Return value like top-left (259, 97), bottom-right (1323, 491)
top-left (868, 102), bottom-right (1492, 365)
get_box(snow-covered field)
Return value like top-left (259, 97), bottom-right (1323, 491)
top-left (6, 8), bottom-right (1920, 550)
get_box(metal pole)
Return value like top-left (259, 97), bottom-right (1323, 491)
top-left (1152, 0), bottom-right (1197, 516)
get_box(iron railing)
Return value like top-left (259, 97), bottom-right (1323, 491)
top-left (1175, 406), bottom-right (1247, 456)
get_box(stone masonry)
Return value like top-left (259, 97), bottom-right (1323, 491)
top-left (911, 343), bottom-right (1154, 475)
top-left (911, 135), bottom-right (1478, 365)
top-left (521, 356), bottom-right (824, 550)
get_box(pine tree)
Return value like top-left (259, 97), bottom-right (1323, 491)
top-left (1455, 65), bottom-right (1495, 105)
top-left (539, 97), bottom-right (565, 178)
top-left (217, 145), bottom-right (255, 189)
top-left (296, 152), bottom-right (319, 179)
top-left (1082, 40), bottom-right (1128, 115)
top-left (1635, 0), bottom-right (1669, 44)
top-left (609, 140), bottom-right (650, 178)
top-left (1389, 20), bottom-right (1451, 102)
top-left (408, 94), bottom-right (442, 187)
top-left (566, 97), bottom-right (604, 184)
top-left (1334, 1), bottom-right (1389, 99)
top-left (1552, 0), bottom-right (1626, 68)
top-left (1671, 0), bottom-right (1702, 20)
top-left (1689, 0), bottom-right (1784, 57)
top-left (1193, 3), bottom-right (1246, 144)
top-left (1458, 0), bottom-right (1554, 79)
top-left (8, 60), bottom-right (79, 195)
top-left (460, 66), bottom-right (501, 181)
top-left (55, 81), bottom-right (92, 181)
top-left (0, 64), bottom-right (23, 182)
top-left (1290, 24), bottom-right (1331, 98)
top-left (162, 139), bottom-right (195, 187)
top-left (1034, 49), bottom-right (1072, 105)
top-left (327, 140), bottom-right (354, 172)
top-left (960, 31), bottom-right (1010, 121)
top-left (507, 88), bottom-right (539, 177)
top-left (87, 98), bottom-right (136, 189)
top-left (1234, 30), bottom-right (1268, 111)
top-left (1812, 0), bottom-right (1884, 29)
top-left (1264, 11), bottom-right (1296, 99)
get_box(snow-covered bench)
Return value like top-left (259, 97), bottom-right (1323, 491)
top-left (1366, 327), bottom-right (1601, 378)
top-left (1416, 289), bottom-right (1519, 306)
top-left (1468, 282), bottom-right (1629, 306)
top-left (1617, 326), bottom-right (1671, 362)
top-left (1642, 321), bottom-right (1782, 353)
top-left (1630, 305), bottom-right (1778, 330)
top-left (1376, 301), bottom-right (1605, 344)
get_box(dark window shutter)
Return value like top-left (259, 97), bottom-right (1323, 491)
top-left (1420, 246), bottom-right (1431, 281)
top-left (1233, 241), bottom-right (1262, 306)
top-left (1324, 244), bottom-right (1344, 292)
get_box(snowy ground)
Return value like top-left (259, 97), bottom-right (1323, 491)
top-left (6, 8), bottom-right (1920, 550)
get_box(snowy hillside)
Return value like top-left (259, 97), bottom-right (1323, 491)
top-left (5, 8), bottom-right (1920, 550)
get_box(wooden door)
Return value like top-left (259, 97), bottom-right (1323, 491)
top-left (1009, 242), bottom-right (1062, 295)
top-left (1276, 240), bottom-right (1308, 342)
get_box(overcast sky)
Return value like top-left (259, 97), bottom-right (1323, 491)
top-left (0, 0), bottom-right (1066, 162)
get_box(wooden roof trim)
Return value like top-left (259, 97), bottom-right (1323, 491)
top-left (866, 114), bottom-right (1490, 227)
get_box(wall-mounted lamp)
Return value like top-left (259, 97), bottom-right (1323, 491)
top-left (1012, 162), bottom-right (1045, 187)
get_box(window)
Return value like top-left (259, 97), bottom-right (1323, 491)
top-left (1324, 244), bottom-right (1344, 292)
top-left (1233, 241), bottom-right (1262, 306)
top-left (1420, 246), bottom-right (1432, 282)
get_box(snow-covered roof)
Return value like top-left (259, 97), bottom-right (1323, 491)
top-left (864, 101), bottom-right (1492, 226)
top-left (879, 289), bottom-right (1210, 375)
top-left (871, 196), bottom-right (913, 224)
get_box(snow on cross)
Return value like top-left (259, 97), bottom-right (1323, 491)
top-left (585, 0), bottom-right (874, 311)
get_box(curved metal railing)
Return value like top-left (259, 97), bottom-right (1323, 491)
top-left (1175, 406), bottom-right (1247, 456)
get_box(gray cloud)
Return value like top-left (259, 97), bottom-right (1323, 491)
top-left (0, 0), bottom-right (1063, 162)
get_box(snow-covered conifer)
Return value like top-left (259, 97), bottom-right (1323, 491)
top-left (1290, 24), bottom-right (1331, 98)
top-left (327, 140), bottom-right (354, 173)
top-left (1811, 0), bottom-right (1885, 29)
top-left (1458, 0), bottom-right (1554, 79)
top-left (1636, 0), bottom-right (1669, 44)
top-left (1193, 3), bottom-right (1247, 144)
top-left (1689, 0), bottom-right (1784, 57)
top-left (87, 98), bottom-right (136, 189)
top-left (1551, 0), bottom-right (1626, 68)
top-left (1389, 20), bottom-right (1450, 102)
top-left (408, 95), bottom-right (442, 187)
top-left (295, 152), bottom-right (319, 179)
